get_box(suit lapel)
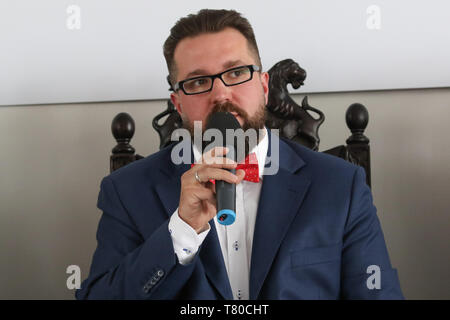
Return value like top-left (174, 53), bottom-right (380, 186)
top-left (154, 143), bottom-right (232, 299)
top-left (154, 142), bottom-right (193, 217)
top-left (249, 132), bottom-right (311, 299)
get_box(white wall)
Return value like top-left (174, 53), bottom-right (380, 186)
top-left (2, 0), bottom-right (450, 105)
top-left (0, 87), bottom-right (449, 299)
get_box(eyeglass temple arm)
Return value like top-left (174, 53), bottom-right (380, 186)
top-left (167, 75), bottom-right (174, 92)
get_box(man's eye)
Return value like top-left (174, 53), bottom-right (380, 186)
top-left (193, 79), bottom-right (207, 86)
top-left (231, 70), bottom-right (243, 77)
top-left (229, 68), bottom-right (250, 79)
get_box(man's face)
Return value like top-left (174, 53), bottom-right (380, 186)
top-left (170, 27), bottom-right (269, 135)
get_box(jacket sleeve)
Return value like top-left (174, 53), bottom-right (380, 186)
top-left (75, 176), bottom-right (198, 299)
top-left (340, 167), bottom-right (404, 299)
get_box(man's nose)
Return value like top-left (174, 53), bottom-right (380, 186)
top-left (210, 77), bottom-right (232, 104)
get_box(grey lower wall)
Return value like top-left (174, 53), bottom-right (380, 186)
top-left (0, 87), bottom-right (449, 299)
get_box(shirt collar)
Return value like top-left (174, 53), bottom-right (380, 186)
top-left (192, 126), bottom-right (268, 180)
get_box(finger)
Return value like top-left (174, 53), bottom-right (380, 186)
top-left (201, 147), bottom-right (233, 165)
top-left (204, 156), bottom-right (237, 167)
top-left (200, 192), bottom-right (217, 218)
top-left (204, 201), bottom-right (218, 220)
top-left (204, 191), bottom-right (217, 208)
top-left (235, 169), bottom-right (246, 183)
top-left (205, 180), bottom-right (216, 194)
top-left (196, 159), bottom-right (237, 169)
top-left (204, 146), bottom-right (228, 159)
top-left (190, 186), bottom-right (216, 202)
top-left (196, 167), bottom-right (239, 184)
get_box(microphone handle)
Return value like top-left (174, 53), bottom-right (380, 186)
top-left (216, 168), bottom-right (236, 225)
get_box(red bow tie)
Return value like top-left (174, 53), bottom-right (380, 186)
top-left (191, 152), bottom-right (260, 183)
top-left (236, 152), bottom-right (260, 182)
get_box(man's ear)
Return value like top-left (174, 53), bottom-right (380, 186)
top-left (170, 92), bottom-right (183, 115)
top-left (260, 72), bottom-right (270, 105)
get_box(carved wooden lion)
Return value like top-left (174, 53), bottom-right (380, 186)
top-left (266, 59), bottom-right (325, 151)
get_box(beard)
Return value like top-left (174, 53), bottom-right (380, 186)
top-left (182, 97), bottom-right (267, 159)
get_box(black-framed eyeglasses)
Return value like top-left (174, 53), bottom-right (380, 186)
top-left (172, 65), bottom-right (261, 95)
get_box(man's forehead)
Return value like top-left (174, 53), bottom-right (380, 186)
top-left (173, 28), bottom-right (254, 80)
top-left (183, 60), bottom-right (247, 78)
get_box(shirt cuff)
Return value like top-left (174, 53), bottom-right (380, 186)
top-left (168, 208), bottom-right (211, 265)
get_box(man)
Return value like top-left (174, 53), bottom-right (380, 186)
top-left (76, 9), bottom-right (403, 299)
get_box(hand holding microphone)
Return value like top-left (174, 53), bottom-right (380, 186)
top-left (178, 146), bottom-right (245, 234)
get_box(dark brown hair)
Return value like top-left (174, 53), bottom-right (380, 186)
top-left (163, 9), bottom-right (262, 86)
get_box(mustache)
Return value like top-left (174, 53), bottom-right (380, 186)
top-left (209, 101), bottom-right (249, 121)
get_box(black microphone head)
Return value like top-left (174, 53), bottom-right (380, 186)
top-left (203, 112), bottom-right (241, 159)
top-left (205, 111), bottom-right (241, 132)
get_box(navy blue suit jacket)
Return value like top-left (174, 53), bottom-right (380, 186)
top-left (76, 131), bottom-right (403, 299)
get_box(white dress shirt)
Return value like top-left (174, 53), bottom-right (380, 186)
top-left (168, 127), bottom-right (268, 300)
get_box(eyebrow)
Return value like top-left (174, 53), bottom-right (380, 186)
top-left (184, 60), bottom-right (246, 79)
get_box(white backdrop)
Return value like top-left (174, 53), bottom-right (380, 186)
top-left (1, 0), bottom-right (449, 106)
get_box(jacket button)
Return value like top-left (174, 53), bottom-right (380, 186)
top-left (157, 270), bottom-right (165, 277)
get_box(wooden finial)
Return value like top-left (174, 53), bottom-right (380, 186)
top-left (111, 112), bottom-right (136, 154)
top-left (346, 103), bottom-right (369, 144)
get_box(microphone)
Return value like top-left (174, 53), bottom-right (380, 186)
top-left (204, 111), bottom-right (241, 226)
